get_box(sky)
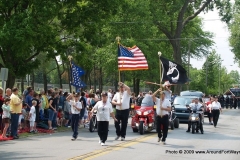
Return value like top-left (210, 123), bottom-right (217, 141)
top-left (191, 10), bottom-right (240, 73)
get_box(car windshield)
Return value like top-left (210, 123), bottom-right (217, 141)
top-left (141, 94), bottom-right (154, 107)
top-left (180, 92), bottom-right (203, 98)
top-left (174, 97), bottom-right (195, 107)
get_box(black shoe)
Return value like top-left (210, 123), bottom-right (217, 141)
top-left (186, 130), bottom-right (190, 132)
top-left (196, 130), bottom-right (199, 133)
top-left (201, 131), bottom-right (204, 134)
top-left (13, 136), bottom-right (19, 139)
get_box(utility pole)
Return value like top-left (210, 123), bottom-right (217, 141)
top-left (187, 41), bottom-right (191, 90)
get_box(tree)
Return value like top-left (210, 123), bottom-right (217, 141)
top-left (149, 0), bottom-right (232, 93)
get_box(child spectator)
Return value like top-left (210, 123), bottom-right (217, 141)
top-left (29, 100), bottom-right (37, 133)
top-left (1, 98), bottom-right (11, 138)
top-left (19, 103), bottom-right (28, 130)
top-left (57, 108), bottom-right (64, 127)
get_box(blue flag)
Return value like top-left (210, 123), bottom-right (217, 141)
top-left (70, 61), bottom-right (86, 88)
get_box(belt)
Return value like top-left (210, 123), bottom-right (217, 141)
top-left (212, 109), bottom-right (220, 110)
top-left (157, 114), bottom-right (168, 118)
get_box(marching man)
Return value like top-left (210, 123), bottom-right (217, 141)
top-left (152, 88), bottom-right (171, 144)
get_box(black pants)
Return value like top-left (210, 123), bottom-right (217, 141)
top-left (71, 114), bottom-right (80, 138)
top-left (208, 112), bottom-right (212, 123)
top-left (115, 109), bottom-right (129, 138)
top-left (212, 110), bottom-right (220, 127)
top-left (97, 121), bottom-right (109, 143)
top-left (156, 115), bottom-right (169, 141)
top-left (225, 103), bottom-right (229, 108)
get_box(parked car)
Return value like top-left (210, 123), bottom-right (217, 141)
top-left (173, 96), bottom-right (199, 123)
top-left (180, 90), bottom-right (208, 116)
top-left (180, 90), bottom-right (204, 98)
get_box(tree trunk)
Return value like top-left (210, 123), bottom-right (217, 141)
top-left (66, 63), bottom-right (72, 93)
top-left (88, 72), bottom-right (91, 89)
top-left (31, 72), bottom-right (35, 90)
top-left (93, 64), bottom-right (96, 91)
top-left (21, 77), bottom-right (24, 93)
top-left (133, 77), bottom-right (136, 95)
top-left (171, 39), bottom-right (183, 94)
top-left (136, 78), bottom-right (140, 96)
top-left (6, 72), bottom-right (16, 89)
top-left (43, 71), bottom-right (48, 93)
top-left (55, 57), bottom-right (63, 89)
top-left (99, 66), bottom-right (103, 92)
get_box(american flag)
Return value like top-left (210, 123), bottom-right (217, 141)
top-left (118, 44), bottom-right (148, 71)
top-left (71, 61), bottom-right (86, 88)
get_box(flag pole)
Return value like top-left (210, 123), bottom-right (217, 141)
top-left (116, 36), bottom-right (121, 82)
top-left (158, 52), bottom-right (163, 89)
top-left (158, 52), bottom-right (163, 117)
top-left (68, 55), bottom-right (73, 93)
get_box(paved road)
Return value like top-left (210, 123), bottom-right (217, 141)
top-left (0, 109), bottom-right (240, 160)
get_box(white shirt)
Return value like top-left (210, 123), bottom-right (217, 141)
top-left (30, 106), bottom-right (36, 121)
top-left (112, 91), bottom-right (131, 110)
top-left (211, 101), bottom-right (221, 110)
top-left (94, 101), bottom-right (113, 121)
top-left (189, 103), bottom-right (202, 111)
top-left (164, 90), bottom-right (172, 100)
top-left (107, 92), bottom-right (112, 103)
top-left (69, 100), bottom-right (82, 114)
top-left (156, 98), bottom-right (171, 115)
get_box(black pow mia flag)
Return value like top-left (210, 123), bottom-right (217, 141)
top-left (160, 57), bottom-right (189, 84)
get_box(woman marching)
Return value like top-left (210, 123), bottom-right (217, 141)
top-left (210, 97), bottom-right (222, 128)
top-left (90, 92), bottom-right (117, 146)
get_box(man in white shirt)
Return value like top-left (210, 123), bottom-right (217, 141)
top-left (67, 93), bottom-right (82, 141)
top-left (91, 92), bottom-right (117, 146)
top-left (112, 82), bottom-right (131, 141)
top-left (211, 97), bottom-right (222, 128)
top-left (152, 88), bottom-right (171, 144)
top-left (186, 98), bottom-right (204, 133)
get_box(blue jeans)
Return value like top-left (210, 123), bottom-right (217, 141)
top-left (11, 113), bottom-right (19, 137)
top-left (71, 114), bottom-right (80, 138)
top-left (52, 112), bottom-right (57, 128)
top-left (48, 109), bottom-right (54, 121)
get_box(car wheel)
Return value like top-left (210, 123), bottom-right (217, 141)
top-left (174, 118), bottom-right (179, 128)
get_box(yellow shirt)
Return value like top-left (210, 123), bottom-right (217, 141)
top-left (10, 93), bottom-right (22, 113)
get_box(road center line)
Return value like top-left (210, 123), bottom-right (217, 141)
top-left (69, 133), bottom-right (157, 160)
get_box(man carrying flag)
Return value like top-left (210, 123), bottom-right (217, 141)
top-left (112, 43), bottom-right (148, 141)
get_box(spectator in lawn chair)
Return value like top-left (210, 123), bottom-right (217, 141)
top-left (4, 88), bottom-right (11, 99)
top-left (32, 92), bottom-right (42, 131)
top-left (10, 87), bottom-right (22, 139)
